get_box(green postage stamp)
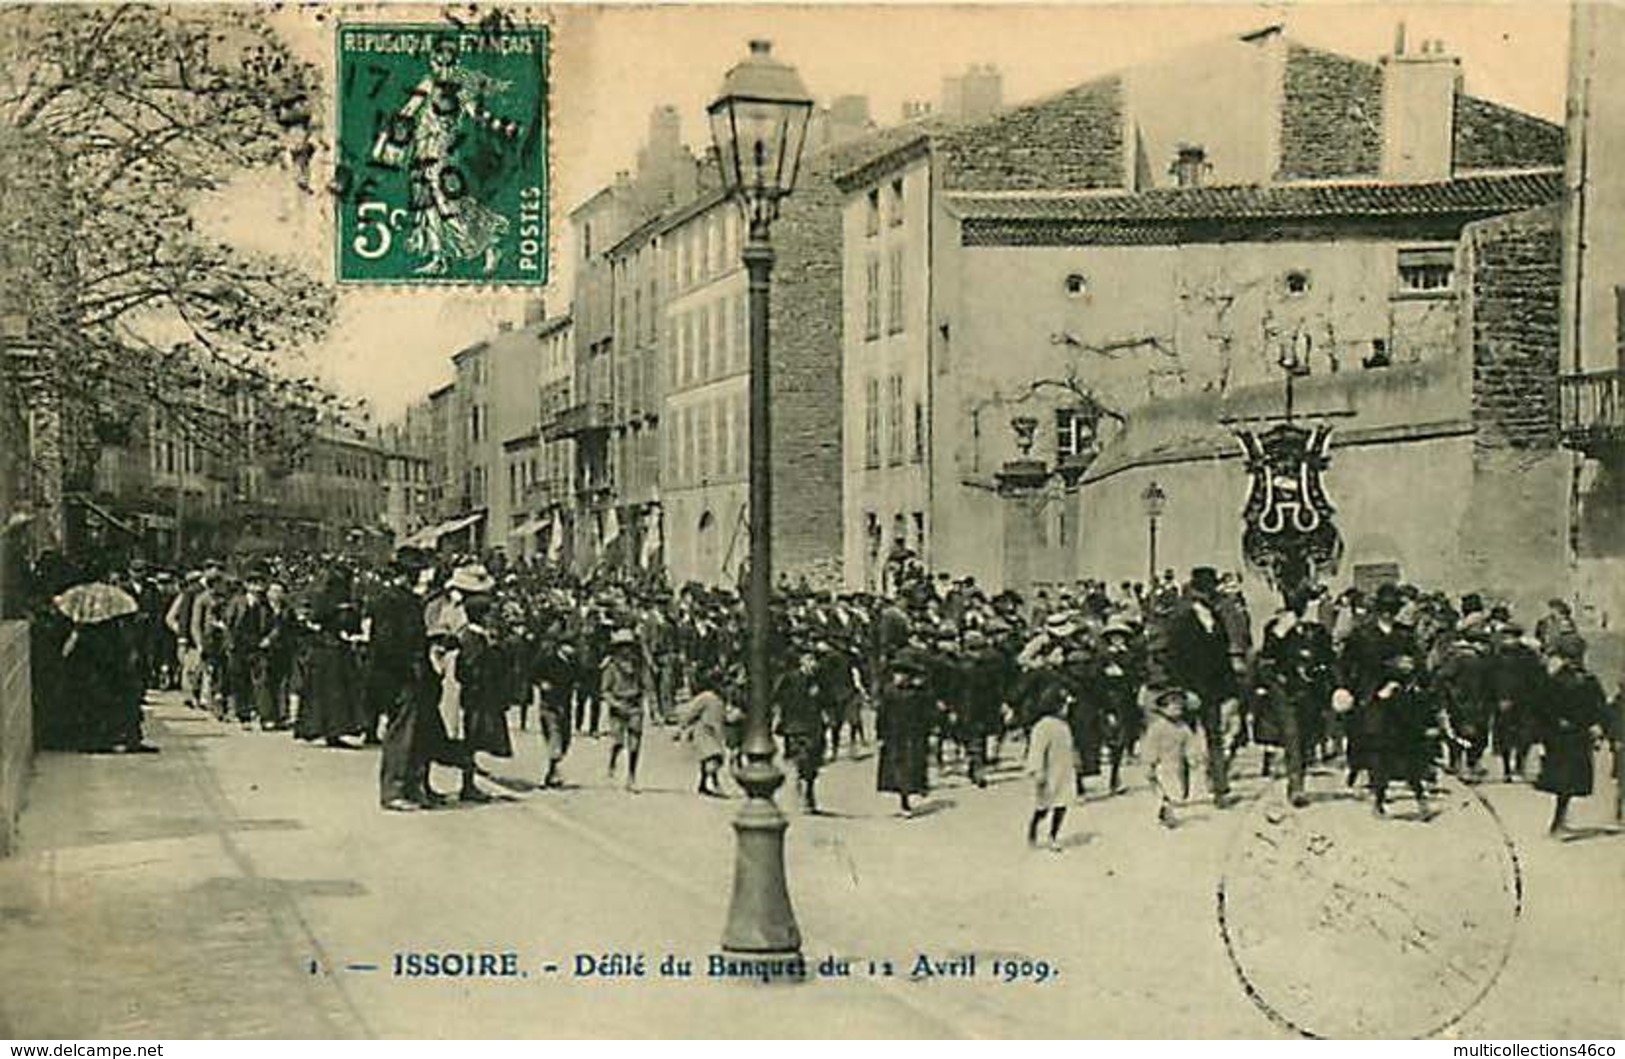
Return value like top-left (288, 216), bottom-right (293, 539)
top-left (335, 22), bottom-right (548, 285)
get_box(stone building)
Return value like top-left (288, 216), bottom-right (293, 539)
top-left (835, 26), bottom-right (1568, 617)
top-left (1559, 2), bottom-right (1625, 640)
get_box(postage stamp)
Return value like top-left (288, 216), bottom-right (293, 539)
top-left (334, 21), bottom-right (548, 285)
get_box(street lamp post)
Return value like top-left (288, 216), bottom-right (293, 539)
top-left (1141, 480), bottom-right (1167, 586)
top-left (708, 39), bottom-right (812, 958)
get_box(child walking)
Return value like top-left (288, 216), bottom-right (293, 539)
top-left (1026, 685), bottom-right (1077, 852)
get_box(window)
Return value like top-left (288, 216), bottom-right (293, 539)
top-left (912, 511), bottom-right (926, 555)
top-left (734, 294), bottom-right (748, 371)
top-left (734, 391), bottom-right (748, 476)
top-left (1284, 270), bottom-right (1311, 297)
top-left (889, 178), bottom-right (905, 227)
top-left (697, 307), bottom-right (711, 382)
top-left (711, 302), bottom-right (725, 377)
top-left (887, 374), bottom-right (905, 465)
top-left (1065, 273), bottom-right (1089, 298)
top-left (864, 378), bottom-right (881, 468)
top-left (683, 406), bottom-right (697, 486)
top-left (721, 399), bottom-right (734, 478)
top-left (688, 314), bottom-right (700, 384)
top-left (864, 257), bottom-right (881, 340)
top-left (887, 248), bottom-right (905, 334)
top-left (1363, 338), bottom-right (1392, 370)
top-left (701, 220), bottom-right (713, 282)
top-left (865, 189), bottom-right (880, 237)
top-left (1397, 248), bottom-right (1454, 293)
top-left (912, 399), bottom-right (926, 463)
top-left (671, 313), bottom-right (684, 389)
top-left (1055, 407), bottom-right (1096, 459)
top-left (697, 402), bottom-right (712, 482)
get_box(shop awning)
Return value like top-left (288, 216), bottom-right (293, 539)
top-left (508, 515), bottom-right (551, 539)
top-left (401, 511), bottom-right (485, 550)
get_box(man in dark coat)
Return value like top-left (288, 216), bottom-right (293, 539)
top-left (877, 641), bottom-right (932, 816)
top-left (225, 567), bottom-right (275, 728)
top-left (1159, 567), bottom-right (1241, 806)
top-left (1339, 582), bottom-right (1422, 792)
top-left (774, 647), bottom-right (826, 813)
top-left (1534, 633), bottom-right (1608, 836)
top-left (955, 628), bottom-right (1006, 787)
top-left (1488, 622), bottom-right (1543, 782)
top-left (1253, 588), bottom-right (1335, 807)
top-left (375, 549), bottom-right (447, 811)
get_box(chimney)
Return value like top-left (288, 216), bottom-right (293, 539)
top-left (1171, 143), bottom-right (1209, 188)
top-left (1379, 29), bottom-right (1460, 182)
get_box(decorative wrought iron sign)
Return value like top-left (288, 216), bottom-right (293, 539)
top-left (1235, 421), bottom-right (1343, 593)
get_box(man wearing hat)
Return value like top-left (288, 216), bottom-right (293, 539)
top-left (1488, 619), bottom-right (1542, 783)
top-left (601, 626), bottom-right (648, 792)
top-left (1158, 567), bottom-right (1241, 807)
top-left (1337, 581), bottom-right (1416, 792)
top-left (375, 547), bottom-right (448, 811)
top-left (1090, 615), bottom-right (1146, 796)
top-left (224, 564), bottom-right (274, 729)
top-left (1533, 632), bottom-right (1609, 836)
top-left (1251, 587), bottom-right (1335, 807)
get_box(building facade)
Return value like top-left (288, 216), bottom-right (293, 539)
top-left (1560, 2), bottom-right (1625, 634)
top-left (836, 27), bottom-right (1569, 618)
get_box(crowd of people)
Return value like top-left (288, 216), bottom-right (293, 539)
top-left (25, 543), bottom-right (1623, 845)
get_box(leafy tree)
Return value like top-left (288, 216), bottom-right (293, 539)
top-left (0, 4), bottom-right (339, 503)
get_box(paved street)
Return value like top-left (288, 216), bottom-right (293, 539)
top-left (1, 691), bottom-right (1621, 1039)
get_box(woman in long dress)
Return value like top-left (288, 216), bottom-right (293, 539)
top-left (453, 594), bottom-right (513, 802)
top-left (294, 570), bottom-right (367, 747)
top-left (877, 645), bottom-right (932, 816)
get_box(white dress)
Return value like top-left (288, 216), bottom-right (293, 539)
top-left (1026, 715), bottom-right (1077, 811)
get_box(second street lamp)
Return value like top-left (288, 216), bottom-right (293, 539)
top-left (1141, 480), bottom-right (1167, 587)
top-left (708, 39), bottom-right (812, 959)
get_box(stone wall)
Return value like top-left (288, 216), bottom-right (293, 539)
top-left (768, 151), bottom-right (846, 583)
top-left (0, 621), bottom-right (31, 857)
top-left (940, 76), bottom-right (1124, 192)
top-left (1466, 204), bottom-right (1563, 450)
top-left (1277, 44), bottom-right (1383, 180)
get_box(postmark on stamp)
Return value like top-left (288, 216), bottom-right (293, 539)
top-left (335, 20), bottom-right (548, 285)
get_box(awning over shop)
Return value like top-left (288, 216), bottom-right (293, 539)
top-left (401, 511), bottom-right (484, 550)
top-left (508, 515), bottom-right (551, 539)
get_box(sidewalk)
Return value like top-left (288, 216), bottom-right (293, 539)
top-left (0, 691), bottom-right (1619, 1039)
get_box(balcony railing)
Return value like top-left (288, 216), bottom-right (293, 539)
top-left (1561, 368), bottom-right (1625, 452)
top-left (544, 400), bottom-right (613, 441)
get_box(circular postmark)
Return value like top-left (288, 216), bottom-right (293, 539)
top-left (1217, 781), bottom-right (1521, 1039)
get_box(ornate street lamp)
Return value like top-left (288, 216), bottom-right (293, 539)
top-left (1141, 480), bottom-right (1167, 586)
top-left (708, 39), bottom-right (812, 958)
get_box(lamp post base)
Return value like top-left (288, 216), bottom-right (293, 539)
top-left (721, 759), bottom-right (802, 956)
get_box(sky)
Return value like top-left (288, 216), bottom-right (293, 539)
top-left (206, 1), bottom-right (1572, 423)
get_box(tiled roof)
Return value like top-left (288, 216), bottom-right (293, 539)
top-left (830, 117), bottom-right (955, 190)
top-left (948, 169), bottom-right (1562, 225)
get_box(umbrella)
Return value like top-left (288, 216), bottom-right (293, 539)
top-left (54, 581), bottom-right (139, 625)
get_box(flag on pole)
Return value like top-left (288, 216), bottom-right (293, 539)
top-left (547, 517), bottom-right (564, 563)
top-left (640, 511), bottom-right (663, 569)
